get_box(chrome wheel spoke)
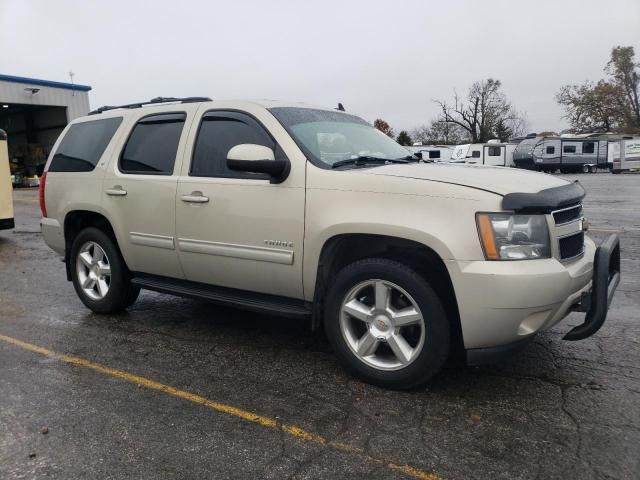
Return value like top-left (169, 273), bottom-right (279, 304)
top-left (92, 245), bottom-right (104, 263)
top-left (374, 281), bottom-right (390, 310)
top-left (98, 262), bottom-right (111, 277)
top-left (79, 251), bottom-right (93, 268)
top-left (391, 306), bottom-right (422, 327)
top-left (343, 299), bottom-right (373, 323)
top-left (96, 278), bottom-right (109, 297)
top-left (387, 333), bottom-right (414, 365)
top-left (356, 332), bottom-right (379, 356)
top-left (82, 275), bottom-right (96, 289)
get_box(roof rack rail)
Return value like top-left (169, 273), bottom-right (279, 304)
top-left (88, 96), bottom-right (212, 115)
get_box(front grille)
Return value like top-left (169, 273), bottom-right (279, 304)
top-left (553, 204), bottom-right (582, 225)
top-left (559, 232), bottom-right (585, 260)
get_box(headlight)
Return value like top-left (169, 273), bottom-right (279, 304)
top-left (476, 213), bottom-right (551, 260)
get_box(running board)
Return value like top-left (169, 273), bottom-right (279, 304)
top-left (131, 273), bottom-right (312, 319)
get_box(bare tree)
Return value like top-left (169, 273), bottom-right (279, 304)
top-left (411, 120), bottom-right (468, 145)
top-left (505, 110), bottom-right (531, 139)
top-left (434, 79), bottom-right (523, 143)
top-left (410, 125), bottom-right (431, 144)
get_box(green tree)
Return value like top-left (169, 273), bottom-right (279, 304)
top-left (557, 46), bottom-right (640, 133)
top-left (607, 46), bottom-right (640, 128)
top-left (396, 130), bottom-right (412, 146)
top-left (493, 119), bottom-right (513, 142)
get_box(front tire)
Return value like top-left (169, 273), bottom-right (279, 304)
top-left (70, 227), bottom-right (139, 314)
top-left (324, 258), bottom-right (450, 389)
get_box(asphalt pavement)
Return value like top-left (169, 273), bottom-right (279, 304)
top-left (1, 173), bottom-right (638, 479)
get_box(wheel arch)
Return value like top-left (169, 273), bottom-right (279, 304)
top-left (311, 233), bottom-right (464, 360)
top-left (63, 209), bottom-right (126, 281)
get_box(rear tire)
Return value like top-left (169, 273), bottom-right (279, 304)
top-left (324, 258), bottom-right (450, 389)
top-left (70, 227), bottom-right (139, 314)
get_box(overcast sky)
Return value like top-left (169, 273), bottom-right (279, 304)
top-left (1, 0), bottom-right (639, 133)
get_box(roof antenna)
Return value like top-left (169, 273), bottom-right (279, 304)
top-left (69, 71), bottom-right (75, 96)
top-left (336, 102), bottom-right (345, 112)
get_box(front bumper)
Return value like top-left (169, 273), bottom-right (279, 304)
top-left (448, 234), bottom-right (620, 352)
top-left (563, 234), bottom-right (620, 340)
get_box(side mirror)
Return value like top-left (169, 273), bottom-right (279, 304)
top-left (226, 144), bottom-right (289, 182)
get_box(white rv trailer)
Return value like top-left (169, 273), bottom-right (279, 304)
top-left (513, 135), bottom-right (609, 172)
top-left (610, 137), bottom-right (640, 173)
top-left (449, 144), bottom-right (470, 163)
top-left (455, 140), bottom-right (518, 167)
top-left (406, 144), bottom-right (454, 162)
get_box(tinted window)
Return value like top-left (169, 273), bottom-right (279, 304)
top-left (49, 118), bottom-right (122, 172)
top-left (563, 145), bottom-right (577, 154)
top-left (428, 150), bottom-right (440, 159)
top-left (471, 150), bottom-right (481, 158)
top-left (120, 113), bottom-right (185, 175)
top-left (546, 146), bottom-right (555, 154)
top-left (583, 142), bottom-right (595, 154)
top-left (487, 146), bottom-right (502, 156)
top-left (191, 112), bottom-right (274, 178)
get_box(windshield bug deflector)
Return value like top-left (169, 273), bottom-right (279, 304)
top-left (269, 107), bottom-right (413, 169)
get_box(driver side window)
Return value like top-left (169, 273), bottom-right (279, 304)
top-left (190, 111), bottom-right (275, 179)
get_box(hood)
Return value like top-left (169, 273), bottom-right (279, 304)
top-left (365, 162), bottom-right (570, 196)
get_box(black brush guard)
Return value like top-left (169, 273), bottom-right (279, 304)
top-left (563, 234), bottom-right (621, 341)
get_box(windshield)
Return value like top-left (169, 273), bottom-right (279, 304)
top-left (269, 107), bottom-right (412, 167)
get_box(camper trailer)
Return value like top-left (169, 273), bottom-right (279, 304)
top-left (454, 140), bottom-right (518, 167)
top-left (449, 144), bottom-right (470, 163)
top-left (513, 135), bottom-right (609, 173)
top-left (407, 144), bottom-right (454, 162)
top-left (610, 137), bottom-right (640, 173)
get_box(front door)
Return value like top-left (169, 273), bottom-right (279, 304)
top-left (175, 108), bottom-right (305, 299)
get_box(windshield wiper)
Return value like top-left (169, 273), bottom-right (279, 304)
top-left (331, 156), bottom-right (409, 169)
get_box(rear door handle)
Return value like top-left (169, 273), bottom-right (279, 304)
top-left (181, 192), bottom-right (209, 204)
top-left (105, 186), bottom-right (127, 196)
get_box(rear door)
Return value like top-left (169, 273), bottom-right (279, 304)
top-left (102, 107), bottom-right (197, 279)
top-left (175, 106), bottom-right (305, 298)
top-left (483, 145), bottom-right (505, 166)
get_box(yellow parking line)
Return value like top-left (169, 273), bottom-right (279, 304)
top-left (0, 333), bottom-right (441, 480)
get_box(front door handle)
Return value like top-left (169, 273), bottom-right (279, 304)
top-left (181, 191), bottom-right (209, 204)
top-left (105, 186), bottom-right (127, 196)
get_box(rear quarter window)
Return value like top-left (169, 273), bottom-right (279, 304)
top-left (48, 117), bottom-right (122, 172)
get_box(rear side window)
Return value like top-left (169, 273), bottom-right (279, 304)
top-left (190, 111), bottom-right (275, 179)
top-left (563, 145), bottom-right (577, 154)
top-left (471, 150), bottom-right (481, 158)
top-left (120, 113), bottom-right (186, 175)
top-left (546, 146), bottom-right (555, 154)
top-left (49, 117), bottom-right (122, 172)
top-left (428, 150), bottom-right (440, 159)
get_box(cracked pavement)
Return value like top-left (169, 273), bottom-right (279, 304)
top-left (1, 173), bottom-right (638, 479)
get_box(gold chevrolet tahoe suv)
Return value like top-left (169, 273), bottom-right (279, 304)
top-left (40, 97), bottom-right (620, 389)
